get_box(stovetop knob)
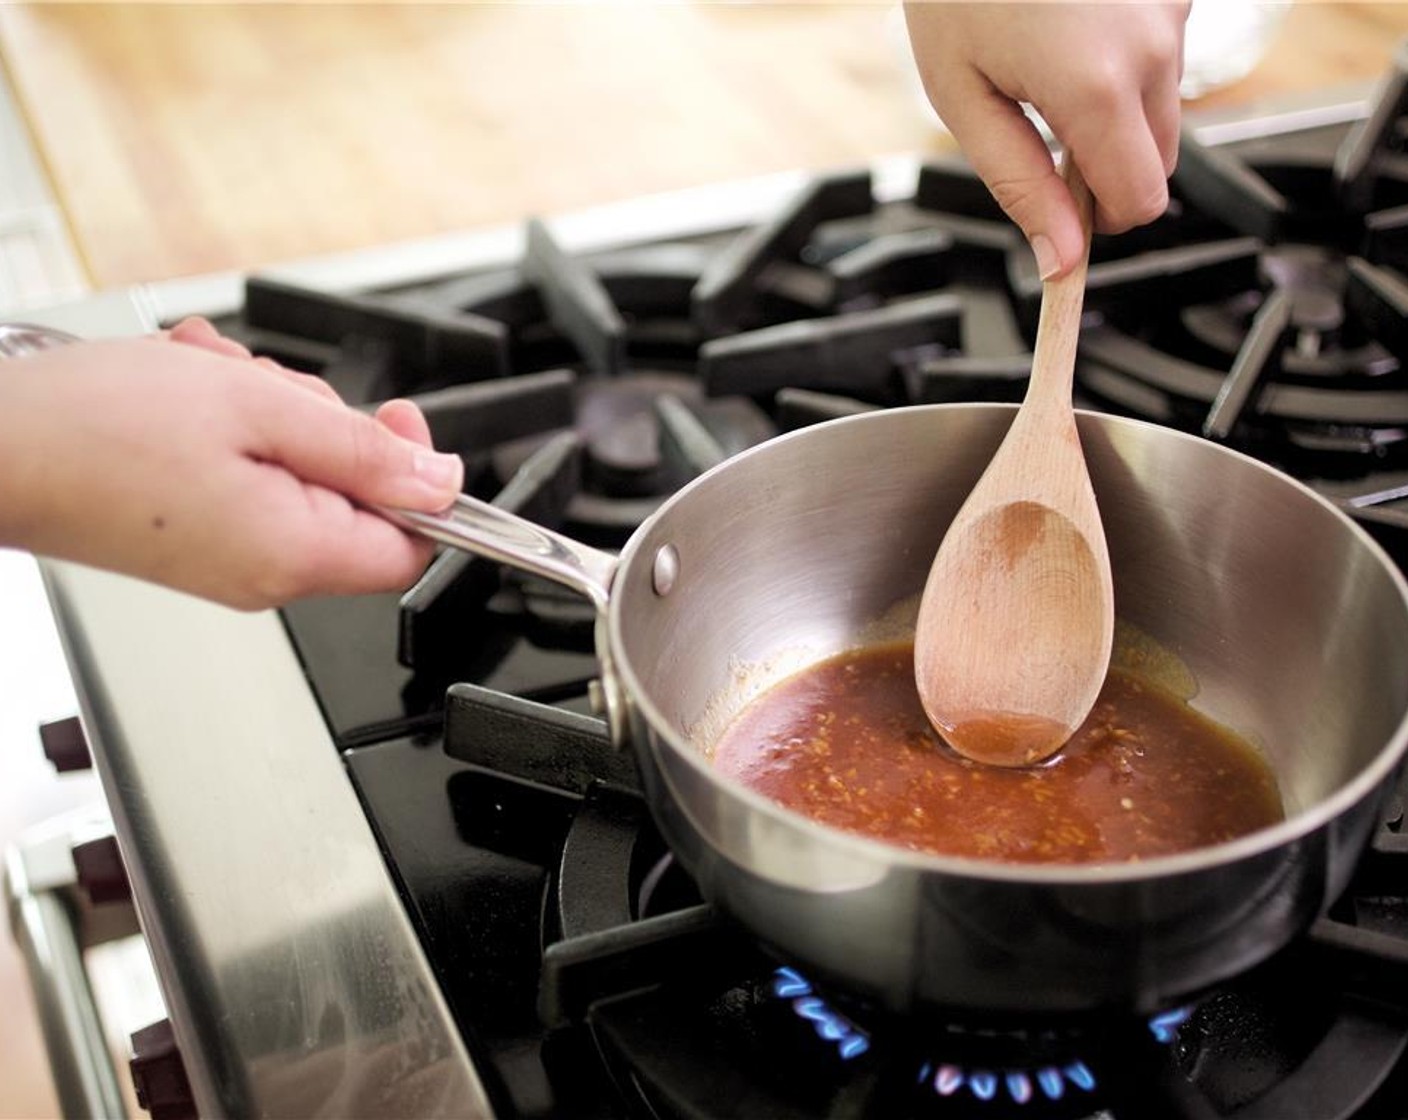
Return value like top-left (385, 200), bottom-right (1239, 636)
top-left (129, 1019), bottom-right (197, 1120)
top-left (72, 835), bottom-right (132, 905)
top-left (39, 715), bottom-right (91, 772)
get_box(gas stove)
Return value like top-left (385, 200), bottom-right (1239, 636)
top-left (11, 59), bottom-right (1408, 1120)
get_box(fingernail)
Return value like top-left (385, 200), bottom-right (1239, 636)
top-left (414, 450), bottom-right (463, 493)
top-left (1032, 234), bottom-right (1060, 280)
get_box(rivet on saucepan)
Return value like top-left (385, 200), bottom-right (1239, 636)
top-left (652, 544), bottom-right (680, 596)
top-left (587, 680), bottom-right (606, 715)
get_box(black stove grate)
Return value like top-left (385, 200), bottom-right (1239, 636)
top-left (251, 93), bottom-right (1408, 743)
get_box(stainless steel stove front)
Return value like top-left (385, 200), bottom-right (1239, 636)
top-left (28, 563), bottom-right (490, 1119)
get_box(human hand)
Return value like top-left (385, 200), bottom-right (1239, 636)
top-left (904, 1), bottom-right (1189, 278)
top-left (0, 318), bottom-right (463, 610)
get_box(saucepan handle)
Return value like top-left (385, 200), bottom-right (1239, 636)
top-left (382, 497), bottom-right (629, 743)
top-left (379, 497), bottom-right (618, 612)
top-left (0, 322), bottom-right (84, 357)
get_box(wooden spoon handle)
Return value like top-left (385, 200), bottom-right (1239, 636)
top-left (1059, 154), bottom-right (1095, 278)
top-left (1024, 155), bottom-right (1095, 412)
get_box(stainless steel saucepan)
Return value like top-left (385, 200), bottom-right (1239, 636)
top-left (395, 403), bottom-right (1408, 1017)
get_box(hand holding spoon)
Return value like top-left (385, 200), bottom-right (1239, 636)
top-left (913, 157), bottom-right (1113, 767)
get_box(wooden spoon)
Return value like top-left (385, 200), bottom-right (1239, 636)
top-left (913, 158), bottom-right (1113, 768)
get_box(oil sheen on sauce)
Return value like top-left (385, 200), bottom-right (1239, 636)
top-left (710, 642), bottom-right (1284, 864)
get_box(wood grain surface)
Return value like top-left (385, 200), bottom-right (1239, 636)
top-left (3, 2), bottom-right (1408, 289)
top-left (0, 2), bottom-right (943, 286)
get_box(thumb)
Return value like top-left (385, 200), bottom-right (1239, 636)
top-left (246, 381), bottom-right (463, 511)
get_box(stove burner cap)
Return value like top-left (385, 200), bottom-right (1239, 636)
top-left (1260, 244), bottom-right (1346, 335)
top-left (577, 374), bottom-right (694, 497)
top-left (492, 370), bottom-right (775, 542)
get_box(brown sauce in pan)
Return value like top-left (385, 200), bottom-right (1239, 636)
top-left (710, 642), bottom-right (1283, 864)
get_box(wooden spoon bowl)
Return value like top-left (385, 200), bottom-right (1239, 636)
top-left (914, 159), bottom-right (1113, 767)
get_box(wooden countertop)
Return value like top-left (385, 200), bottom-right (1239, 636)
top-left (3, 2), bottom-right (1408, 290)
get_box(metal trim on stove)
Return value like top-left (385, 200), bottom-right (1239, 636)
top-left (4, 805), bottom-right (135, 1120)
top-left (39, 560), bottom-right (492, 1119)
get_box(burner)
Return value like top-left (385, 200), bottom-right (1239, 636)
top-left (1168, 242), bottom-right (1403, 382)
top-left (490, 371), bottom-right (775, 547)
top-left (761, 966), bottom-right (1190, 1118)
top-left (1022, 97), bottom-right (1408, 478)
top-left (1261, 244), bottom-right (1347, 339)
top-left (1179, 286), bottom-right (1395, 381)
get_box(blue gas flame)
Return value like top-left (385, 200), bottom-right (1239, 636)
top-left (771, 967), bottom-right (1193, 1106)
top-left (771, 968), bottom-right (871, 1060)
top-left (1148, 1006), bottom-right (1192, 1044)
top-left (922, 1059), bottom-right (1097, 1103)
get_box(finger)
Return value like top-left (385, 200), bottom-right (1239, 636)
top-left (1071, 111), bottom-right (1170, 234)
top-left (1143, 61), bottom-right (1183, 178)
top-left (253, 357), bottom-right (346, 405)
top-left (295, 499), bottom-right (437, 598)
top-left (375, 398), bottom-right (435, 449)
top-left (247, 482), bottom-right (437, 605)
top-left (1049, 74), bottom-right (1171, 234)
top-left (320, 529), bottom-right (437, 596)
top-left (242, 380), bottom-right (464, 511)
top-left (925, 68), bottom-right (1082, 278)
top-left (170, 318), bottom-right (345, 406)
top-left (168, 316), bottom-right (254, 361)
top-left (167, 316), bottom-right (220, 346)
